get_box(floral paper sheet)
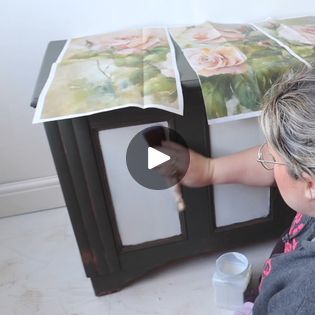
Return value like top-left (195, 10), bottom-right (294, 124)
top-left (33, 28), bottom-right (183, 123)
top-left (33, 17), bottom-right (315, 125)
top-left (255, 16), bottom-right (315, 66)
top-left (168, 20), bottom-right (307, 124)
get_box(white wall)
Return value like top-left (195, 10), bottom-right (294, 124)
top-left (0, 0), bottom-right (314, 216)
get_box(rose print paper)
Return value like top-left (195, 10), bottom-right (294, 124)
top-left (255, 16), bottom-right (315, 66)
top-left (34, 18), bottom-right (314, 125)
top-left (169, 21), bottom-right (302, 124)
top-left (33, 28), bottom-right (183, 123)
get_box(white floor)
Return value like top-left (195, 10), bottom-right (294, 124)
top-left (0, 207), bottom-right (276, 315)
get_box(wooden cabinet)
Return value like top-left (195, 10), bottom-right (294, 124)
top-left (32, 40), bottom-right (294, 296)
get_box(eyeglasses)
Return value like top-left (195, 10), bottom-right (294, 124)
top-left (257, 143), bottom-right (286, 170)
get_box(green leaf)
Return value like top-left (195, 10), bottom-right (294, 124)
top-left (144, 48), bottom-right (168, 63)
top-left (143, 76), bottom-right (175, 95)
top-left (201, 80), bottom-right (227, 119)
top-left (293, 45), bottom-right (315, 58)
top-left (143, 64), bottom-right (161, 81)
top-left (149, 47), bottom-right (169, 55)
top-left (231, 71), bottom-right (261, 111)
top-left (129, 69), bottom-right (143, 85)
top-left (114, 54), bottom-right (143, 67)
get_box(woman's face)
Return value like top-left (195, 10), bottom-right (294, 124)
top-left (268, 144), bottom-right (314, 216)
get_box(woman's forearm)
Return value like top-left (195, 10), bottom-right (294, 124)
top-left (211, 146), bottom-right (275, 187)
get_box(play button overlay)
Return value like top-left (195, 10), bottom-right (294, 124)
top-left (148, 147), bottom-right (170, 170)
top-left (126, 126), bottom-right (190, 190)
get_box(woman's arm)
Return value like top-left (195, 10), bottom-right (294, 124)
top-left (211, 146), bottom-right (275, 187)
top-left (159, 142), bottom-right (275, 187)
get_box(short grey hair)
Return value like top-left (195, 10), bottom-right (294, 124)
top-left (260, 67), bottom-right (315, 180)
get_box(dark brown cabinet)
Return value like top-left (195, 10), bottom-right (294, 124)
top-left (32, 40), bottom-right (294, 296)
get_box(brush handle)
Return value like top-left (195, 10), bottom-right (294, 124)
top-left (174, 183), bottom-right (185, 212)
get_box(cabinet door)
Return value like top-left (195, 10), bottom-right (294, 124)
top-left (67, 109), bottom-right (212, 295)
top-left (173, 37), bottom-right (295, 252)
top-left (98, 122), bottom-right (183, 247)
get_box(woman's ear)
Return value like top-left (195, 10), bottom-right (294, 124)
top-left (302, 172), bottom-right (315, 200)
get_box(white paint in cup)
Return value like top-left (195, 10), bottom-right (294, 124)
top-left (212, 252), bottom-right (252, 310)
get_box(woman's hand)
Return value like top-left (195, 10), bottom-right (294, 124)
top-left (182, 147), bottom-right (214, 187)
top-left (156, 141), bottom-right (214, 187)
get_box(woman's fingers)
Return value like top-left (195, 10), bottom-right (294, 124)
top-left (153, 141), bottom-right (191, 184)
top-left (161, 140), bottom-right (186, 153)
top-left (154, 145), bottom-right (176, 158)
top-left (155, 162), bottom-right (176, 177)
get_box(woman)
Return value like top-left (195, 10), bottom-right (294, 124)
top-left (159, 68), bottom-right (315, 314)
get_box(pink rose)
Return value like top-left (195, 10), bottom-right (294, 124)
top-left (185, 46), bottom-right (248, 77)
top-left (215, 27), bottom-right (246, 41)
top-left (84, 30), bottom-right (165, 55)
top-left (172, 25), bottom-right (245, 44)
top-left (171, 25), bottom-right (225, 44)
top-left (189, 27), bottom-right (225, 43)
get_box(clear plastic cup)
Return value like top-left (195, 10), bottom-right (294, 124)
top-left (212, 252), bottom-right (252, 310)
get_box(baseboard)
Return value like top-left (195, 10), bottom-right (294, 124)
top-left (0, 175), bottom-right (65, 218)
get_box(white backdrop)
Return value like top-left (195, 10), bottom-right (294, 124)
top-left (0, 0), bottom-right (314, 215)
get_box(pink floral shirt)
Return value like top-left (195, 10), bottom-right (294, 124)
top-left (253, 212), bottom-right (315, 315)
